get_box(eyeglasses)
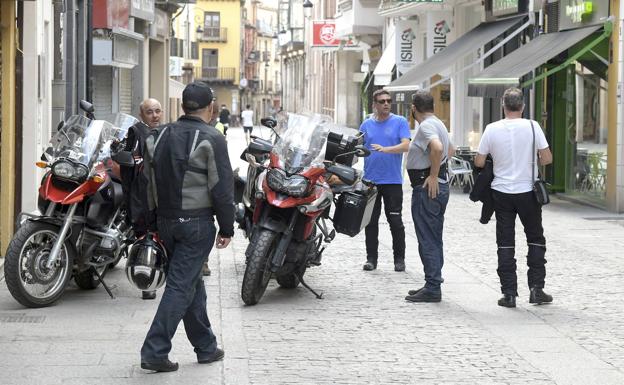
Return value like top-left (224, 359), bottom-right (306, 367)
top-left (376, 99), bottom-right (392, 104)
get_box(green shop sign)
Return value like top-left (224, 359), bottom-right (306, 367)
top-left (565, 1), bottom-right (592, 23)
top-left (559, 0), bottom-right (608, 31)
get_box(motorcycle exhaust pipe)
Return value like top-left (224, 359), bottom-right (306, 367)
top-left (45, 203), bottom-right (78, 269)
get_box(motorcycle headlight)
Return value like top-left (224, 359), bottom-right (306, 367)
top-left (282, 175), bottom-right (309, 197)
top-left (266, 169), bottom-right (309, 197)
top-left (52, 161), bottom-right (88, 181)
top-left (52, 161), bottom-right (75, 179)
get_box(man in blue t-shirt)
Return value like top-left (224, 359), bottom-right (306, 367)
top-left (359, 89), bottom-right (411, 272)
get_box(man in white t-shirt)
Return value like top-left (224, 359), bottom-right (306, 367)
top-left (475, 87), bottom-right (553, 308)
top-left (241, 105), bottom-right (254, 145)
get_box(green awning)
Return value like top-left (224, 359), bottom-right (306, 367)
top-left (468, 23), bottom-right (612, 98)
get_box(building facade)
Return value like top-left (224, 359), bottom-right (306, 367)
top-left (194, 0), bottom-right (242, 123)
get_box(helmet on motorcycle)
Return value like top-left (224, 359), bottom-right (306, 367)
top-left (125, 232), bottom-right (168, 291)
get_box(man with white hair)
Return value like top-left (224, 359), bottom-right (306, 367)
top-left (475, 87), bottom-right (553, 308)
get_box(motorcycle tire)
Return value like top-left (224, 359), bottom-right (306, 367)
top-left (4, 221), bottom-right (75, 308)
top-left (74, 266), bottom-right (107, 290)
top-left (241, 229), bottom-right (279, 305)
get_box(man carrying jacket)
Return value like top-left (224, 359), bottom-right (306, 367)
top-left (140, 81), bottom-right (234, 372)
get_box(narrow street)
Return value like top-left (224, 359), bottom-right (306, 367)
top-left (0, 126), bottom-right (623, 385)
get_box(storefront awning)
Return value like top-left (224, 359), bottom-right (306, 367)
top-left (385, 15), bottom-right (526, 92)
top-left (373, 33), bottom-right (395, 86)
top-left (468, 24), bottom-right (610, 98)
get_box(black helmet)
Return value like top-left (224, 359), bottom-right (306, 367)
top-left (126, 232), bottom-right (168, 291)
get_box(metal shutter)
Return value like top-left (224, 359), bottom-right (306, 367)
top-left (92, 66), bottom-right (112, 119)
top-left (546, 1), bottom-right (559, 33)
top-left (118, 68), bottom-right (132, 114)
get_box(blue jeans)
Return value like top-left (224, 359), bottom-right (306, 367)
top-left (411, 183), bottom-right (449, 292)
top-left (140, 216), bottom-right (218, 363)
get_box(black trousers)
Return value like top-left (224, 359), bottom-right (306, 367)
top-left (364, 184), bottom-right (405, 265)
top-left (493, 190), bottom-right (547, 296)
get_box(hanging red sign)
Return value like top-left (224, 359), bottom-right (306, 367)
top-left (312, 21), bottom-right (340, 46)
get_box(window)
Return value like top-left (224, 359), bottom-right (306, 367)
top-left (202, 49), bottom-right (218, 78)
top-left (191, 42), bottom-right (199, 60)
top-left (178, 39), bottom-right (184, 57)
top-left (170, 37), bottom-right (179, 57)
top-left (204, 12), bottom-right (221, 39)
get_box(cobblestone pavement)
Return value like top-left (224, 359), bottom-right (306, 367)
top-left (0, 126), bottom-right (623, 384)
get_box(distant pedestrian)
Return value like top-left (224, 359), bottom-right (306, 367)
top-left (241, 104), bottom-right (254, 145)
top-left (140, 81), bottom-right (233, 372)
top-left (405, 90), bottom-right (453, 303)
top-left (219, 104), bottom-right (230, 136)
top-left (474, 87), bottom-right (553, 308)
top-left (360, 89), bottom-right (410, 272)
top-left (211, 101), bottom-right (225, 137)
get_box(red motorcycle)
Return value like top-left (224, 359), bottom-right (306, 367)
top-left (239, 114), bottom-right (372, 305)
top-left (4, 101), bottom-right (136, 308)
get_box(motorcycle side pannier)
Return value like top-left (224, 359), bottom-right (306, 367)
top-left (333, 187), bottom-right (377, 237)
top-left (325, 131), bottom-right (362, 166)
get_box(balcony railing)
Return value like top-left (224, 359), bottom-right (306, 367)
top-left (194, 67), bottom-right (236, 82)
top-left (199, 27), bottom-right (227, 42)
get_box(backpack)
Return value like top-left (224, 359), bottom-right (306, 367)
top-left (119, 123), bottom-right (155, 233)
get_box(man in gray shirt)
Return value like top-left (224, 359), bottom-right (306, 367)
top-left (405, 90), bottom-right (453, 303)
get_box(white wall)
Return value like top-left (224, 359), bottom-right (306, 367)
top-left (450, 4), bottom-right (483, 148)
top-left (335, 51), bottom-right (361, 128)
top-left (21, 0), bottom-right (54, 213)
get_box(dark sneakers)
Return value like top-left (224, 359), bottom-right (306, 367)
top-left (498, 294), bottom-right (516, 308)
top-left (362, 262), bottom-right (376, 271)
top-left (407, 287), bottom-right (424, 296)
top-left (529, 288), bottom-right (553, 304)
top-left (394, 262), bottom-right (406, 272)
top-left (198, 348), bottom-right (225, 364)
top-left (405, 289), bottom-right (441, 303)
top-left (141, 359), bottom-right (179, 372)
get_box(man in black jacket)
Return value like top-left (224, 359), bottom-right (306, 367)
top-left (140, 81), bottom-right (234, 372)
top-left (120, 98), bottom-right (163, 300)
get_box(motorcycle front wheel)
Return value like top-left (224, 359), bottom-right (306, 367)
top-left (241, 229), bottom-right (279, 305)
top-left (4, 221), bottom-right (75, 308)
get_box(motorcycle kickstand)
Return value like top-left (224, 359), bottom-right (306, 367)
top-left (92, 267), bottom-right (115, 299)
top-left (296, 272), bottom-right (323, 299)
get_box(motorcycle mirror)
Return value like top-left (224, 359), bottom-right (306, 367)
top-left (111, 150), bottom-right (135, 167)
top-left (79, 100), bottom-right (95, 119)
top-left (260, 117), bottom-right (277, 129)
top-left (355, 145), bottom-right (370, 157)
top-left (248, 138), bottom-right (273, 156)
top-left (260, 117), bottom-right (280, 141)
top-left (79, 100), bottom-right (95, 114)
top-left (326, 164), bottom-right (357, 185)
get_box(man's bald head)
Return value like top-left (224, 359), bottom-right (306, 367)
top-left (139, 98), bottom-right (162, 128)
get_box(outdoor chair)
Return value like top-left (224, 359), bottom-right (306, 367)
top-left (448, 156), bottom-right (474, 191)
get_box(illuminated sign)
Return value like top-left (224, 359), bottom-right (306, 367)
top-left (565, 1), bottom-right (593, 23)
top-left (559, 0), bottom-right (606, 30)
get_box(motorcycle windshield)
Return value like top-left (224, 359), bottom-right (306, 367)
top-left (272, 113), bottom-right (331, 173)
top-left (47, 115), bottom-right (131, 168)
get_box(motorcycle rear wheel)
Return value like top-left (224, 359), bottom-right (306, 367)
top-left (241, 229), bottom-right (278, 305)
top-left (4, 221), bottom-right (75, 308)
